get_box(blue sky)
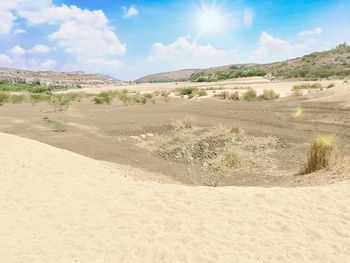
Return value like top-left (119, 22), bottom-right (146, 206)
top-left (0, 0), bottom-right (350, 80)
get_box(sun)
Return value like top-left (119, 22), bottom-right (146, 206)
top-left (196, 3), bottom-right (228, 35)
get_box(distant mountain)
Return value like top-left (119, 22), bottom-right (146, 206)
top-left (136, 43), bottom-right (350, 83)
top-left (0, 68), bottom-right (124, 86)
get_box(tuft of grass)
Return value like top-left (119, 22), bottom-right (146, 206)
top-left (291, 89), bottom-right (304, 97)
top-left (258, 89), bottom-right (280, 100)
top-left (0, 92), bottom-right (10, 106)
top-left (216, 91), bottom-right (240, 101)
top-left (222, 147), bottom-right (240, 168)
top-left (9, 94), bottom-right (26, 104)
top-left (42, 116), bottom-right (68, 133)
top-left (230, 126), bottom-right (241, 134)
top-left (177, 118), bottom-right (193, 129)
top-left (293, 83), bottom-right (322, 91)
top-left (326, 83), bottom-right (335, 89)
top-left (29, 94), bottom-right (51, 104)
top-left (242, 88), bottom-right (257, 101)
top-left (177, 87), bottom-right (195, 96)
top-left (303, 135), bottom-right (336, 174)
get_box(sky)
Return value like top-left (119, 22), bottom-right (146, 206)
top-left (0, 0), bottom-right (350, 80)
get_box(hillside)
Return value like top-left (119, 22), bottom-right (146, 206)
top-left (0, 68), bottom-right (124, 86)
top-left (136, 43), bottom-right (350, 83)
top-left (135, 64), bottom-right (256, 83)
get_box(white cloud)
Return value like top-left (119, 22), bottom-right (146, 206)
top-left (28, 44), bottom-right (51, 54)
top-left (298, 27), bottom-right (323, 36)
top-left (243, 8), bottom-right (253, 28)
top-left (18, 4), bottom-right (126, 75)
top-left (304, 38), bottom-right (316, 45)
top-left (40, 59), bottom-right (56, 69)
top-left (122, 6), bottom-right (139, 18)
top-left (251, 31), bottom-right (308, 61)
top-left (0, 11), bottom-right (16, 34)
top-left (13, 28), bottom-right (26, 34)
top-left (0, 54), bottom-right (13, 66)
top-left (11, 45), bottom-right (26, 56)
top-left (148, 36), bottom-right (238, 70)
top-left (0, 0), bottom-right (52, 34)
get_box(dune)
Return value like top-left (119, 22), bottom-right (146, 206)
top-left (310, 84), bottom-right (350, 108)
top-left (0, 132), bottom-right (349, 262)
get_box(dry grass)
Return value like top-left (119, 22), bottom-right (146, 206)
top-left (215, 91), bottom-right (240, 100)
top-left (222, 147), bottom-right (241, 168)
top-left (303, 135), bottom-right (336, 174)
top-left (258, 89), bottom-right (280, 100)
top-left (176, 117), bottom-right (194, 129)
top-left (291, 89), bottom-right (304, 97)
top-left (242, 88), bottom-right (257, 101)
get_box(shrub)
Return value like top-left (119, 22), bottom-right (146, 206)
top-left (9, 94), bottom-right (26, 104)
top-left (0, 92), bottom-right (9, 106)
top-left (192, 89), bottom-right (207, 97)
top-left (303, 135), bottom-right (336, 174)
top-left (177, 87), bottom-right (195, 96)
top-left (326, 83), bottom-right (335, 89)
top-left (93, 92), bottom-right (113, 105)
top-left (292, 83), bottom-right (322, 91)
top-left (216, 91), bottom-right (240, 100)
top-left (222, 147), bottom-right (240, 168)
top-left (177, 118), bottom-right (193, 129)
top-left (258, 89), bottom-right (280, 100)
top-left (29, 94), bottom-right (50, 104)
top-left (42, 116), bottom-right (68, 133)
top-left (291, 89), bottom-right (304, 97)
top-left (242, 88), bottom-right (257, 101)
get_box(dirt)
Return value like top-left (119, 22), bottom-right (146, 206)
top-left (0, 95), bottom-right (349, 187)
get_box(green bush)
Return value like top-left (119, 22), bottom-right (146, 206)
top-left (242, 88), bottom-right (257, 101)
top-left (0, 92), bottom-right (9, 106)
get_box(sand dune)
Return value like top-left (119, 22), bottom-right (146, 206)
top-left (0, 132), bottom-right (349, 262)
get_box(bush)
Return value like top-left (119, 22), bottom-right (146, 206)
top-left (0, 92), bottom-right (9, 106)
top-left (326, 83), bottom-right (335, 89)
top-left (9, 94), bottom-right (26, 104)
top-left (93, 92), bottom-right (113, 105)
top-left (43, 116), bottom-right (68, 133)
top-left (177, 87), bottom-right (195, 96)
top-left (222, 147), bottom-right (240, 168)
top-left (292, 83), bottom-right (322, 91)
top-left (291, 89), bottom-right (304, 97)
top-left (258, 89), bottom-right (280, 100)
top-left (216, 91), bottom-right (240, 100)
top-left (242, 88), bottom-right (257, 101)
top-left (303, 135), bottom-right (336, 174)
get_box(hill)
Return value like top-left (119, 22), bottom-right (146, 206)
top-left (0, 68), bottom-right (124, 86)
top-left (135, 64), bottom-right (256, 83)
top-left (136, 43), bottom-right (350, 83)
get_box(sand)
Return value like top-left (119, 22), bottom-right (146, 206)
top-left (0, 132), bottom-right (349, 262)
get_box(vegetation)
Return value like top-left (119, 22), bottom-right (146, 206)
top-left (242, 88), bottom-right (257, 101)
top-left (303, 135), bottom-right (336, 174)
top-left (258, 89), bottom-right (280, 100)
top-left (222, 147), bottom-right (240, 168)
top-left (42, 116), bottom-right (68, 133)
top-left (0, 92), bottom-right (9, 106)
top-left (191, 67), bottom-right (267, 82)
top-left (176, 87), bottom-right (207, 98)
top-left (215, 91), bottom-right (240, 100)
top-left (0, 81), bottom-right (69, 93)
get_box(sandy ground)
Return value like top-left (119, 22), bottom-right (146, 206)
top-left (1, 132), bottom-right (349, 263)
top-left (0, 83), bottom-right (349, 186)
top-left (63, 77), bottom-right (347, 99)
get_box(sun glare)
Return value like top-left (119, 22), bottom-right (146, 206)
top-left (196, 3), bottom-right (228, 35)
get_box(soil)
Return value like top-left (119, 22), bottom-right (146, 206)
top-left (0, 95), bottom-right (349, 187)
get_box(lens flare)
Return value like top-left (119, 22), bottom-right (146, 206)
top-left (196, 2), bottom-right (229, 35)
top-left (292, 106), bottom-right (304, 118)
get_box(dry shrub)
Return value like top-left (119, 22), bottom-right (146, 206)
top-left (303, 135), bottom-right (337, 174)
top-left (258, 89), bottom-right (280, 100)
top-left (242, 88), bottom-right (257, 101)
top-left (216, 91), bottom-right (240, 100)
top-left (291, 89), bottom-right (304, 97)
top-left (326, 83), bottom-right (335, 89)
top-left (222, 147), bottom-right (240, 168)
top-left (177, 117), bottom-right (193, 129)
